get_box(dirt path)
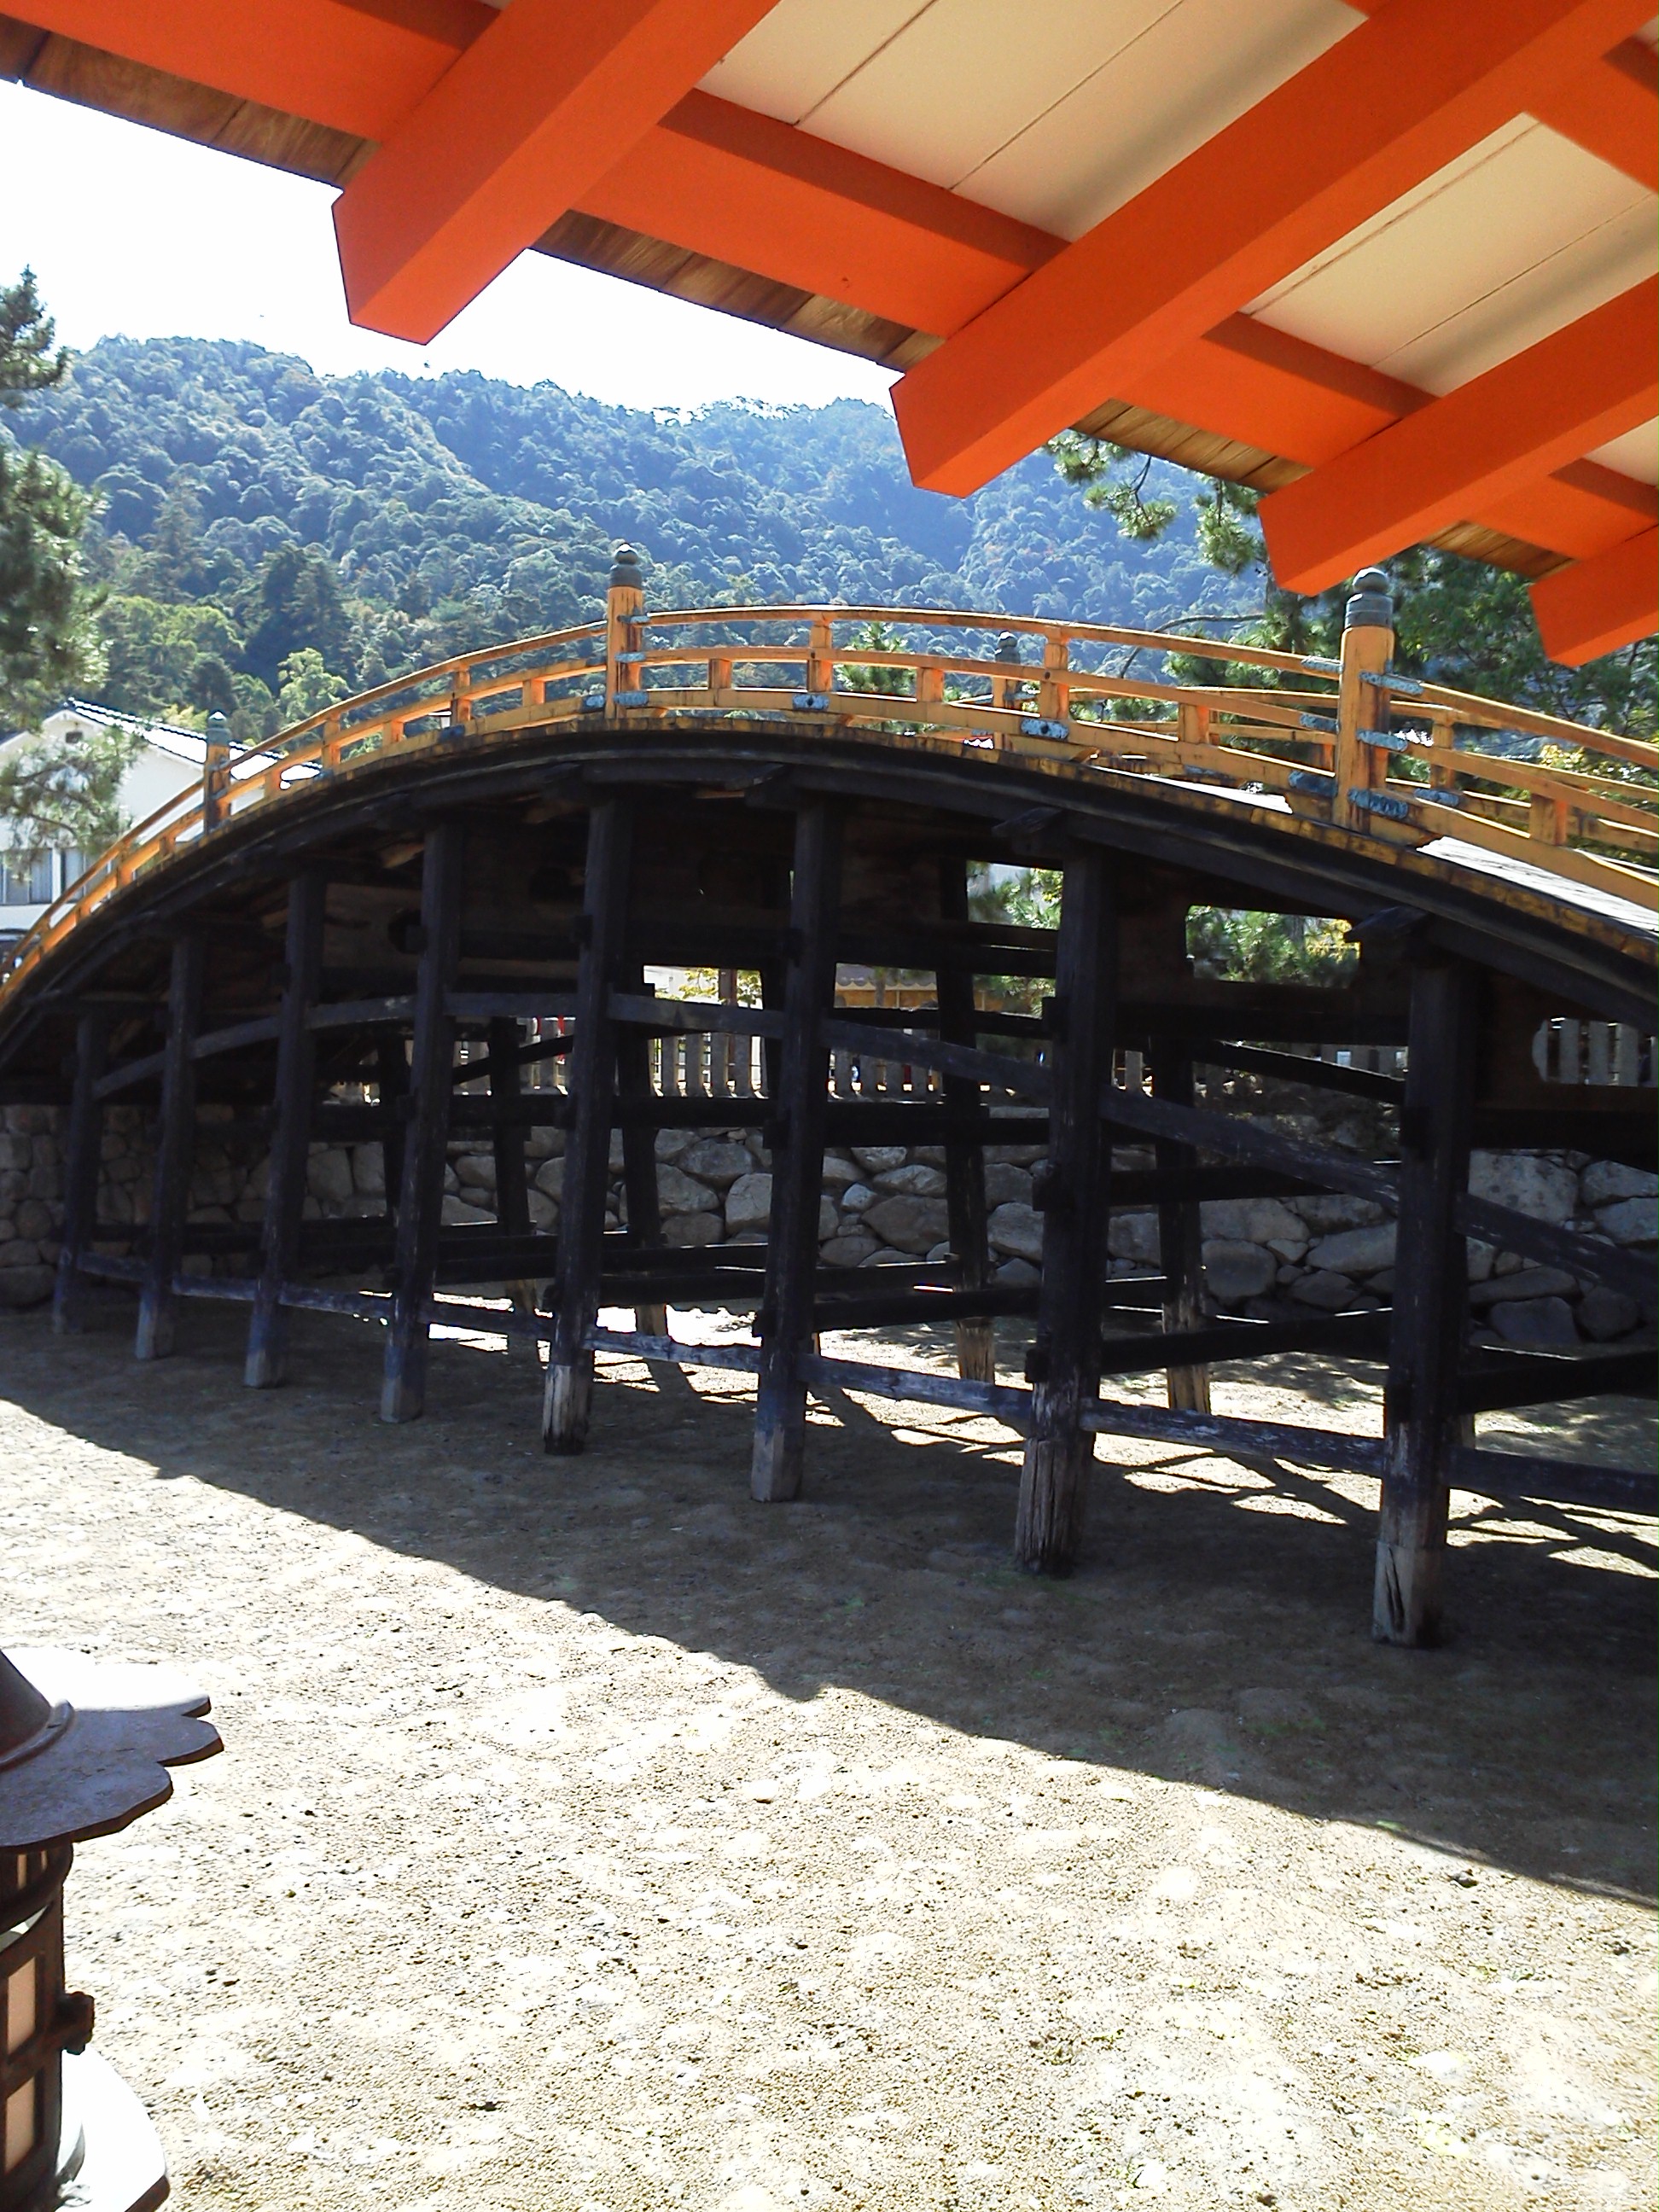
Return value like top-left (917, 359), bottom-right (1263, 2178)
top-left (2, 1301), bottom-right (1653, 2211)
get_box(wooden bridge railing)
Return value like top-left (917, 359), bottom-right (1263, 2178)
top-left (3, 558), bottom-right (1654, 1008)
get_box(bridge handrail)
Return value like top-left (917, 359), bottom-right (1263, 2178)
top-left (3, 596), bottom-right (1654, 1008)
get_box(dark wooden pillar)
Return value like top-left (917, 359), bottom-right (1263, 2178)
top-left (245, 869), bottom-right (324, 1388)
top-left (1376, 957), bottom-right (1476, 1647)
top-left (487, 1014), bottom-right (538, 1337)
top-left (751, 801), bottom-right (842, 1503)
top-left (937, 857), bottom-right (994, 1383)
top-left (615, 973), bottom-right (667, 1337)
top-left (375, 1035), bottom-right (409, 1222)
top-left (1149, 1039), bottom-right (1211, 1415)
top-left (52, 1008), bottom-right (108, 1334)
top-left (380, 823), bottom-right (464, 1423)
top-left (544, 798), bottom-right (632, 1452)
top-left (1015, 852), bottom-right (1115, 1574)
top-left (134, 932), bottom-right (204, 1361)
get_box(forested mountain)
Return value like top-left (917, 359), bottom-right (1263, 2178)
top-left (13, 335), bottom-right (1245, 736)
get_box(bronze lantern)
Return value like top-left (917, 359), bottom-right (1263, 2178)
top-left (1, 1647), bottom-right (220, 2212)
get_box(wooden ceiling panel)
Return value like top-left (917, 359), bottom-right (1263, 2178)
top-left (1247, 118), bottom-right (1656, 395)
top-left (697, 0), bottom-right (928, 128)
top-left (1588, 418), bottom-right (1659, 484)
top-left (957, 0), bottom-right (1353, 240)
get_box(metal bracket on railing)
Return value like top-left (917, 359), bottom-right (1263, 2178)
top-left (1021, 716), bottom-right (1069, 742)
top-left (1298, 712), bottom-right (1339, 733)
top-left (791, 691), bottom-right (831, 712)
top-left (1348, 786), bottom-right (1412, 821)
top-left (1358, 727), bottom-right (1411, 752)
top-left (1288, 769), bottom-right (1334, 795)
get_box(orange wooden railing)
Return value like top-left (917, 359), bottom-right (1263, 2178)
top-left (3, 574), bottom-right (1654, 1007)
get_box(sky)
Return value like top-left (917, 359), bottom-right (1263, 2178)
top-left (0, 81), bottom-right (899, 413)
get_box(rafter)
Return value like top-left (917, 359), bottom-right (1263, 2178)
top-left (1258, 281), bottom-right (1659, 592)
top-left (8, 0), bottom-right (491, 137)
top-left (1531, 527), bottom-right (1659, 663)
top-left (330, 0), bottom-right (781, 341)
top-left (889, 0), bottom-right (1653, 497)
top-left (579, 92), bottom-right (1059, 343)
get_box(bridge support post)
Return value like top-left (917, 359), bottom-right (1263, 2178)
top-left (487, 1016), bottom-right (537, 1344)
top-left (938, 857), bottom-right (994, 1384)
top-left (544, 798), bottom-right (632, 1452)
top-left (53, 1008), bottom-right (108, 1335)
top-left (1016, 852), bottom-right (1115, 1574)
top-left (751, 800), bottom-right (842, 1503)
top-left (375, 1035), bottom-right (409, 1224)
top-left (616, 973), bottom-right (668, 1339)
top-left (1150, 1039), bottom-right (1211, 1414)
top-left (246, 869), bottom-right (324, 1388)
top-left (135, 932), bottom-right (203, 1361)
top-left (1375, 955), bottom-right (1476, 1646)
top-left (381, 824), bottom-right (464, 1423)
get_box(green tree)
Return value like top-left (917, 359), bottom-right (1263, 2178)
top-left (0, 719), bottom-right (137, 865)
top-left (240, 544), bottom-right (352, 691)
top-left (0, 271), bottom-right (105, 733)
top-left (187, 650), bottom-right (237, 720)
top-left (275, 647), bottom-right (348, 725)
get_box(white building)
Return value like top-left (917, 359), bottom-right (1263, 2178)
top-left (0, 700), bottom-right (207, 940)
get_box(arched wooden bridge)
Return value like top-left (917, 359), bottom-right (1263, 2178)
top-left (2, 557), bottom-right (1653, 1647)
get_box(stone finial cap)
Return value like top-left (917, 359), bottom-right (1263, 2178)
top-left (609, 544), bottom-right (643, 591)
top-left (206, 710), bottom-right (230, 748)
top-left (997, 631), bottom-right (1022, 662)
top-left (0, 1648), bottom-right (222, 1853)
top-left (1345, 567), bottom-right (1393, 630)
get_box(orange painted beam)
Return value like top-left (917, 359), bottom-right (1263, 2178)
top-left (1480, 459), bottom-right (1657, 562)
top-left (1531, 527), bottom-right (1658, 663)
top-left (1347, 2), bottom-right (1657, 184)
top-left (331, 0), bottom-right (780, 341)
top-left (12, 0), bottom-right (492, 138)
top-left (580, 94), bottom-right (1060, 340)
top-left (890, 0), bottom-right (1654, 497)
top-left (1260, 281), bottom-right (1659, 591)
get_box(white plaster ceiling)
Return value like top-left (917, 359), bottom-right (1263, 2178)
top-left (700, 0), bottom-right (1354, 236)
top-left (1245, 120), bottom-right (1654, 392)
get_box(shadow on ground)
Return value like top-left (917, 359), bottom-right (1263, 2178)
top-left (5, 1297), bottom-right (1654, 1905)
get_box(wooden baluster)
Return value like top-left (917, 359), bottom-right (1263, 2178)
top-left (245, 869), bottom-right (324, 1387)
top-left (1016, 852), bottom-right (1115, 1574)
top-left (135, 930), bottom-right (204, 1361)
top-left (938, 859), bottom-right (994, 1384)
top-left (1149, 1039), bottom-right (1210, 1416)
top-left (916, 662), bottom-right (945, 724)
top-left (544, 799), bottom-right (633, 1452)
top-left (380, 824), bottom-right (464, 1422)
top-left (751, 802), bottom-right (843, 1503)
top-left (52, 1008), bottom-right (108, 1335)
top-left (1528, 784), bottom-right (1569, 849)
top-left (488, 1015), bottom-right (538, 1344)
top-left (616, 972), bottom-right (667, 1340)
top-left (1038, 635), bottom-right (1072, 726)
top-left (806, 616), bottom-right (834, 704)
top-left (1332, 568), bottom-right (1393, 831)
top-left (1375, 957), bottom-right (1476, 1647)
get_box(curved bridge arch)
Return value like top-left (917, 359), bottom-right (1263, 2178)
top-left (3, 591), bottom-right (1653, 1650)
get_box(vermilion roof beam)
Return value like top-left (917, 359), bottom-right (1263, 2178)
top-left (9, 0), bottom-right (494, 139)
top-left (1531, 527), bottom-right (1659, 662)
top-left (888, 0), bottom-right (1655, 498)
top-left (1258, 280), bottom-right (1659, 593)
top-left (330, 0), bottom-right (782, 342)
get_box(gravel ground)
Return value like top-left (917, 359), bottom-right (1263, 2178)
top-left (1, 1298), bottom-right (1653, 2212)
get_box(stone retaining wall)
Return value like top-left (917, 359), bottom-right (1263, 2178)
top-left (2, 1105), bottom-right (1652, 1348)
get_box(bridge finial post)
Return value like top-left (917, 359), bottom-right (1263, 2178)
top-left (201, 710), bottom-right (231, 832)
top-left (1332, 566), bottom-right (1393, 834)
top-left (605, 544), bottom-right (645, 717)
